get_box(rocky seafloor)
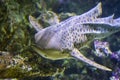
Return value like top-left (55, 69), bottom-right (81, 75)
top-left (0, 0), bottom-right (120, 80)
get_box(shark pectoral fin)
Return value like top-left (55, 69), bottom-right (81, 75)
top-left (81, 2), bottom-right (102, 19)
top-left (70, 48), bottom-right (112, 71)
top-left (82, 14), bottom-right (115, 26)
top-left (29, 15), bottom-right (43, 31)
top-left (114, 17), bottom-right (120, 26)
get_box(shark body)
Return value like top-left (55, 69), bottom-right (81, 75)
top-left (29, 2), bottom-right (120, 71)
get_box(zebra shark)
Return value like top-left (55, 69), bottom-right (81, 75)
top-left (29, 2), bottom-right (120, 71)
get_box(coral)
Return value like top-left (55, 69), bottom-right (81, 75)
top-left (0, 0), bottom-right (120, 80)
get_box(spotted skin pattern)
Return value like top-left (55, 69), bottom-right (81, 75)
top-left (29, 2), bottom-right (120, 71)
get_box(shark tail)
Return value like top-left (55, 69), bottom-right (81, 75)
top-left (71, 48), bottom-right (112, 71)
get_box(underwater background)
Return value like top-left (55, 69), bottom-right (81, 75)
top-left (0, 0), bottom-right (120, 80)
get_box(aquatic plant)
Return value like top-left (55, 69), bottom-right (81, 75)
top-left (110, 67), bottom-right (120, 80)
top-left (0, 0), bottom-right (120, 80)
top-left (0, 0), bottom-right (66, 78)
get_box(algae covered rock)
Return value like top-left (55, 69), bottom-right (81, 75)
top-left (1, 0), bottom-right (120, 80)
top-left (0, 0), bottom-right (66, 78)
